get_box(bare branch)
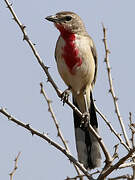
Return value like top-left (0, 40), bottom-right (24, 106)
top-left (128, 112), bottom-right (135, 179)
top-left (119, 162), bottom-right (135, 169)
top-left (9, 152), bottom-right (21, 180)
top-left (40, 82), bottom-right (69, 151)
top-left (97, 147), bottom-right (135, 179)
top-left (112, 144), bottom-right (119, 161)
top-left (0, 108), bottom-right (92, 179)
top-left (65, 170), bottom-right (100, 180)
top-left (108, 174), bottom-right (132, 180)
top-left (40, 83), bottom-right (82, 177)
top-left (129, 112), bottom-right (135, 148)
top-left (96, 106), bottom-right (130, 151)
top-left (102, 24), bottom-right (131, 148)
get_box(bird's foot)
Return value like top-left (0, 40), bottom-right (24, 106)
top-left (61, 88), bottom-right (71, 105)
top-left (81, 112), bottom-right (90, 128)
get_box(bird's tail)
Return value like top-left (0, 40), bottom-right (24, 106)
top-left (73, 92), bottom-right (101, 169)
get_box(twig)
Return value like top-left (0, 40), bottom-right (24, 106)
top-left (97, 147), bottom-right (135, 180)
top-left (9, 152), bottom-right (21, 180)
top-left (4, 0), bottom-right (111, 167)
top-left (112, 144), bottom-right (119, 161)
top-left (40, 83), bottom-right (82, 177)
top-left (40, 82), bottom-right (69, 151)
top-left (119, 162), bottom-right (135, 169)
top-left (0, 108), bottom-right (91, 179)
top-left (65, 175), bottom-right (85, 180)
top-left (129, 112), bottom-right (135, 148)
top-left (65, 170), bottom-right (100, 180)
top-left (129, 112), bottom-right (135, 179)
top-left (108, 174), bottom-right (132, 180)
top-left (96, 106), bottom-right (130, 151)
top-left (102, 24), bottom-right (131, 148)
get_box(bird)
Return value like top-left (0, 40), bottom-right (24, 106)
top-left (45, 11), bottom-right (101, 169)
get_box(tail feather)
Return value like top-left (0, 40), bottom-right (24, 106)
top-left (73, 92), bottom-right (101, 169)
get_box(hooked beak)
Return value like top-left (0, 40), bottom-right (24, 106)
top-left (45, 15), bottom-right (59, 23)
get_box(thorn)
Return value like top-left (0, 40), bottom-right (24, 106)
top-left (23, 34), bottom-right (29, 41)
top-left (8, 116), bottom-right (12, 120)
top-left (114, 96), bottom-right (118, 101)
top-left (40, 82), bottom-right (43, 90)
top-left (106, 49), bottom-right (111, 54)
top-left (45, 66), bottom-right (50, 69)
top-left (46, 77), bottom-right (49, 82)
top-left (31, 131), bottom-right (34, 136)
top-left (9, 3), bottom-right (13, 6)
top-left (114, 143), bottom-right (119, 147)
top-left (26, 124), bottom-right (30, 128)
top-left (6, 3), bottom-right (13, 8)
top-left (21, 25), bottom-right (26, 30)
top-left (104, 58), bottom-right (107, 62)
top-left (108, 89), bottom-right (111, 93)
top-left (57, 132), bottom-right (59, 137)
top-left (107, 67), bottom-right (110, 72)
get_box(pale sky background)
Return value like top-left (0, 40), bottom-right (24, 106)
top-left (1, 0), bottom-right (135, 179)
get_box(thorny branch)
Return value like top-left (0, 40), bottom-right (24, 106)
top-left (96, 106), bottom-right (130, 151)
top-left (108, 174), bottom-right (132, 180)
top-left (102, 24), bottom-right (131, 148)
top-left (97, 147), bottom-right (135, 180)
top-left (119, 162), bottom-right (135, 169)
top-left (65, 170), bottom-right (100, 180)
top-left (4, 0), bottom-right (112, 167)
top-left (129, 112), bottom-right (135, 148)
top-left (40, 82), bottom-right (69, 151)
top-left (129, 112), bottom-right (135, 179)
top-left (0, 108), bottom-right (92, 180)
top-left (40, 82), bottom-right (82, 177)
top-left (9, 152), bottom-right (21, 180)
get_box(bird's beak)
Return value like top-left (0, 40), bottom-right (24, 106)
top-left (45, 15), bottom-right (59, 23)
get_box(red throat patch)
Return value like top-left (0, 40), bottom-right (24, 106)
top-left (55, 23), bottom-right (82, 74)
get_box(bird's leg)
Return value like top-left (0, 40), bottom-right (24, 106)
top-left (61, 87), bottom-right (71, 105)
top-left (82, 92), bottom-right (90, 127)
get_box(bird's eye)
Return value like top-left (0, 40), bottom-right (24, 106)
top-left (65, 16), bottom-right (72, 21)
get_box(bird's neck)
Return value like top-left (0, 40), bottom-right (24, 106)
top-left (56, 24), bottom-right (82, 74)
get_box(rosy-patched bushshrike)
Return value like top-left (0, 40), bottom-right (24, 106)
top-left (46, 11), bottom-right (101, 169)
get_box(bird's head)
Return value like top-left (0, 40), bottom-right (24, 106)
top-left (45, 11), bottom-right (86, 35)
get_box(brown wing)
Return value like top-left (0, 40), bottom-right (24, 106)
top-left (91, 43), bottom-right (97, 87)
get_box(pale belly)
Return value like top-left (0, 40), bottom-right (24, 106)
top-left (57, 56), bottom-right (94, 94)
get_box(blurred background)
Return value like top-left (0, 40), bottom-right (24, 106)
top-left (1, 0), bottom-right (135, 179)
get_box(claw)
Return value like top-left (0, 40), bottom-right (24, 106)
top-left (81, 112), bottom-right (90, 128)
top-left (61, 88), bottom-right (71, 105)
